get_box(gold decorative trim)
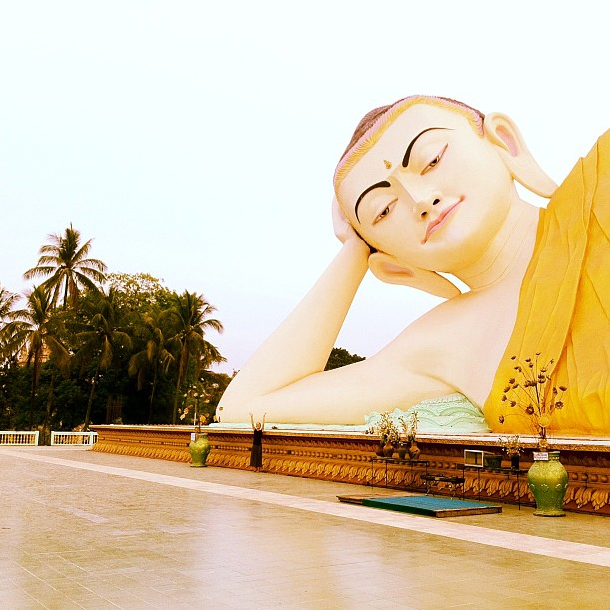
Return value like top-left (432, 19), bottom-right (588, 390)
top-left (90, 426), bottom-right (610, 516)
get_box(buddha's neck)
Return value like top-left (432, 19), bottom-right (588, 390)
top-left (456, 199), bottom-right (540, 291)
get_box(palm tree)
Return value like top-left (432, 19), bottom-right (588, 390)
top-left (0, 286), bottom-right (70, 430)
top-left (128, 310), bottom-right (174, 424)
top-left (75, 289), bottom-right (131, 430)
top-left (164, 291), bottom-right (224, 424)
top-left (0, 285), bottom-right (20, 362)
top-left (198, 341), bottom-right (226, 373)
top-left (24, 224), bottom-right (107, 309)
top-left (0, 285), bottom-right (19, 324)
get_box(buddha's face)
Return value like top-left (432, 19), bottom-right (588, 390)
top-left (336, 104), bottom-right (515, 273)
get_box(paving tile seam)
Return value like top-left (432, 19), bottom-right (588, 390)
top-left (3, 448), bottom-right (610, 569)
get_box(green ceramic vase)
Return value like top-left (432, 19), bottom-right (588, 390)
top-left (189, 432), bottom-right (211, 467)
top-left (527, 451), bottom-right (568, 516)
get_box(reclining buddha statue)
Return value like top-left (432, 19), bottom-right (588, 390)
top-left (219, 95), bottom-right (609, 437)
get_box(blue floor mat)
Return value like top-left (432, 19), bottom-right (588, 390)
top-left (361, 495), bottom-right (502, 517)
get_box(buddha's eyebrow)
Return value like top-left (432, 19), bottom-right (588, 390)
top-left (402, 127), bottom-right (450, 168)
top-left (355, 181), bottom-right (391, 223)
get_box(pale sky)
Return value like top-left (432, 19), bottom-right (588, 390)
top-left (1, 1), bottom-right (607, 374)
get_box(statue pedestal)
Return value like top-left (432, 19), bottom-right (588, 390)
top-left (90, 425), bottom-right (610, 516)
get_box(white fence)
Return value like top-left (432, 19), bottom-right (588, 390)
top-left (50, 431), bottom-right (98, 446)
top-left (0, 430), bottom-right (40, 445)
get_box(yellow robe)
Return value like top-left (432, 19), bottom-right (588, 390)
top-left (485, 130), bottom-right (610, 436)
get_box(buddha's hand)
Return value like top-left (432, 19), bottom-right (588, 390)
top-left (332, 197), bottom-right (369, 256)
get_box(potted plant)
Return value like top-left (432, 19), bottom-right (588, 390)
top-left (397, 415), bottom-right (409, 459)
top-left (498, 353), bottom-right (569, 516)
top-left (179, 383), bottom-right (212, 467)
top-left (372, 412), bottom-right (400, 458)
top-left (406, 412), bottom-right (420, 460)
top-left (399, 412), bottom-right (420, 459)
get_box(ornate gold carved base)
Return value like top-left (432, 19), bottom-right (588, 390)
top-left (90, 426), bottom-right (610, 516)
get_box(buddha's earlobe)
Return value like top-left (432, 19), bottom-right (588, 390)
top-left (369, 252), bottom-right (461, 298)
top-left (484, 113), bottom-right (557, 199)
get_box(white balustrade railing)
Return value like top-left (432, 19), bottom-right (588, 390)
top-left (0, 430), bottom-right (40, 445)
top-left (50, 431), bottom-right (98, 446)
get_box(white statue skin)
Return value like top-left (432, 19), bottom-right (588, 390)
top-left (219, 102), bottom-right (558, 425)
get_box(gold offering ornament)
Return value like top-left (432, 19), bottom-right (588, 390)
top-left (498, 434), bottom-right (523, 456)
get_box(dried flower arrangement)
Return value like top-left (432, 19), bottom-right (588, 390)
top-left (373, 411), bottom-right (400, 446)
top-left (498, 353), bottom-right (567, 450)
top-left (399, 411), bottom-right (419, 442)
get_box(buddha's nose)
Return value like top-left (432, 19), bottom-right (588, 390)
top-left (393, 174), bottom-right (441, 219)
top-left (408, 187), bottom-right (441, 219)
top-left (415, 197), bottom-right (441, 219)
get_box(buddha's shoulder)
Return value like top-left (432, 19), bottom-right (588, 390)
top-left (598, 129), bottom-right (610, 143)
top-left (394, 290), bottom-right (501, 346)
top-left (582, 129), bottom-right (610, 159)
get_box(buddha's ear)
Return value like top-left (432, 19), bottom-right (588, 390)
top-left (369, 252), bottom-right (461, 299)
top-left (484, 112), bottom-right (557, 199)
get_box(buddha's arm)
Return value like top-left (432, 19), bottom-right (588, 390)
top-left (218, 238), bottom-right (370, 422)
top-left (220, 314), bottom-right (453, 424)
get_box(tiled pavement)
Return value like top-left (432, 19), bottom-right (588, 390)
top-left (1, 446), bottom-right (609, 609)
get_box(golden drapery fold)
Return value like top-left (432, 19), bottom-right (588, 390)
top-left (485, 130), bottom-right (610, 436)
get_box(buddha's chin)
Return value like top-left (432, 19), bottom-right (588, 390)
top-left (420, 232), bottom-right (488, 273)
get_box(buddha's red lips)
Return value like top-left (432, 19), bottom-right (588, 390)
top-left (422, 198), bottom-right (464, 244)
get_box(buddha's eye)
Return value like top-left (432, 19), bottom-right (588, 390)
top-left (421, 144), bottom-right (448, 175)
top-left (374, 199), bottom-right (397, 224)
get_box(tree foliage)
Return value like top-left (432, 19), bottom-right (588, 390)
top-left (128, 310), bottom-right (174, 424)
top-left (325, 347), bottom-right (365, 371)
top-left (0, 226), bottom-right (226, 436)
top-left (0, 285), bottom-right (19, 322)
top-left (74, 289), bottom-right (132, 430)
top-left (164, 290), bottom-right (224, 424)
top-left (106, 272), bottom-right (174, 316)
top-left (1, 286), bottom-right (70, 430)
